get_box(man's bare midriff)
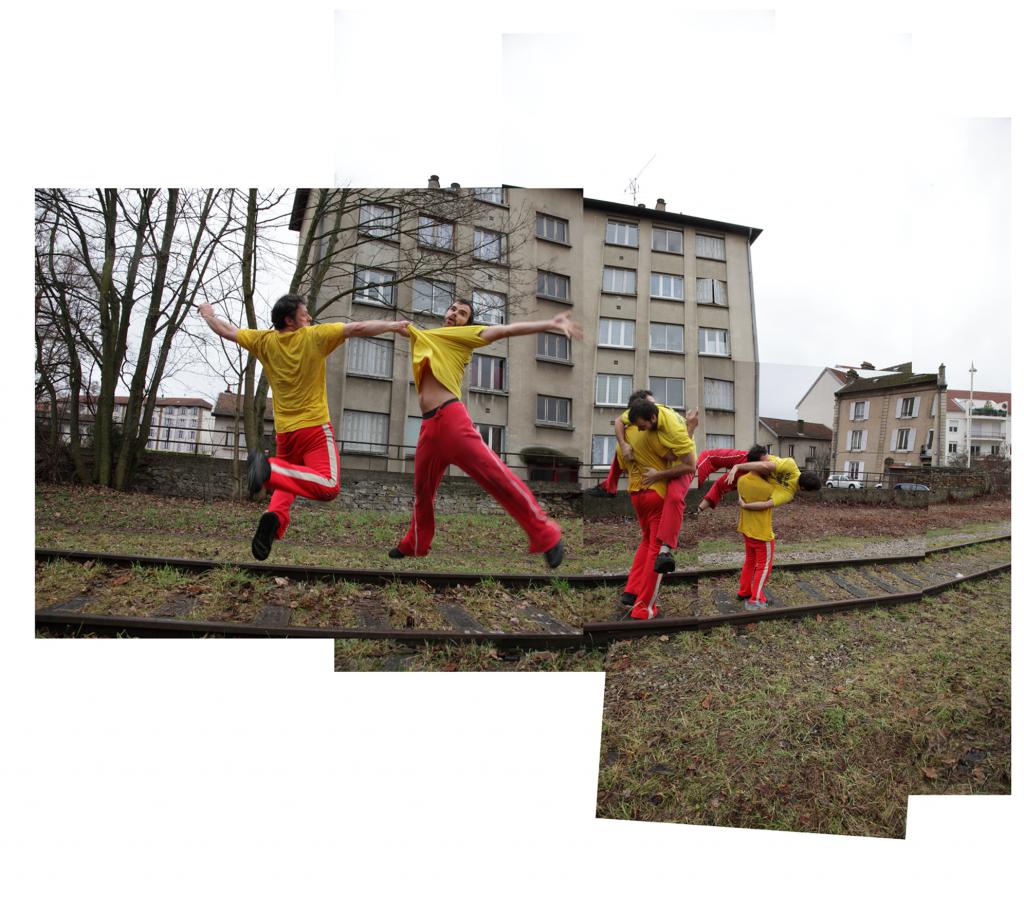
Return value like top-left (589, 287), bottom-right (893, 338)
top-left (417, 361), bottom-right (458, 413)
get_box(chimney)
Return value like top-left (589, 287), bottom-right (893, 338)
top-left (797, 419), bottom-right (805, 434)
top-left (428, 175), bottom-right (440, 188)
top-left (656, 198), bottom-right (666, 211)
top-left (637, 203), bottom-right (646, 208)
top-left (938, 363), bottom-right (946, 388)
top-left (450, 182), bottom-right (461, 190)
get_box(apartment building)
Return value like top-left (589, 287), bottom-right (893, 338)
top-left (289, 184), bottom-right (761, 481)
top-left (756, 417), bottom-right (833, 472)
top-left (209, 392), bottom-right (275, 460)
top-left (795, 367), bottom-right (849, 427)
top-left (832, 363), bottom-right (947, 480)
top-left (945, 389), bottom-right (1011, 460)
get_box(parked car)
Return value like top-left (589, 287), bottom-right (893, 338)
top-left (894, 482), bottom-right (930, 492)
top-left (825, 473), bottom-right (864, 490)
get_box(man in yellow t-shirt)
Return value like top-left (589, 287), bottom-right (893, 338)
top-left (389, 297), bottom-right (581, 568)
top-left (621, 400), bottom-right (696, 619)
top-left (734, 470), bottom-right (780, 609)
top-left (199, 294), bottom-right (409, 560)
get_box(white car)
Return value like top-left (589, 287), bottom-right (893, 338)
top-left (825, 473), bottom-right (864, 490)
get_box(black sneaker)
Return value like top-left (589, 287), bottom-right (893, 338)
top-left (246, 450), bottom-right (271, 497)
top-left (583, 485), bottom-right (616, 498)
top-left (620, 592), bottom-right (637, 606)
top-left (251, 511), bottom-right (280, 561)
top-left (544, 539), bottom-right (564, 569)
top-left (388, 547), bottom-right (406, 559)
top-left (654, 551), bottom-right (676, 574)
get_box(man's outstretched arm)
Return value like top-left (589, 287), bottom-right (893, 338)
top-left (198, 303), bottom-right (240, 344)
top-left (479, 311), bottom-right (582, 343)
top-left (344, 319), bottom-right (411, 339)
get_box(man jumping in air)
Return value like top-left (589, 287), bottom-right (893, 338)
top-left (199, 295), bottom-right (410, 561)
top-left (388, 298), bottom-right (581, 568)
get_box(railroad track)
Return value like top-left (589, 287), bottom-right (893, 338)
top-left (35, 535), bottom-right (1010, 646)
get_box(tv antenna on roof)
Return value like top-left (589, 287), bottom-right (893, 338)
top-left (625, 154), bottom-right (656, 205)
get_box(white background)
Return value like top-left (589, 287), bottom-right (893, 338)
top-left (5, 1), bottom-right (1021, 907)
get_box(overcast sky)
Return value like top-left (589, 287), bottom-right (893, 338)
top-left (335, 4), bottom-right (1012, 419)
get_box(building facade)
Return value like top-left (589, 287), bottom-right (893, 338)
top-left (832, 364), bottom-right (947, 480)
top-left (756, 417), bottom-right (833, 473)
top-left (209, 392), bottom-right (275, 461)
top-left (795, 367), bottom-right (849, 428)
top-left (290, 184), bottom-right (761, 481)
top-left (945, 389), bottom-right (1011, 461)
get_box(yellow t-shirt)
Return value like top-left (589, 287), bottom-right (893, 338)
top-left (236, 322), bottom-right (346, 434)
top-left (616, 404), bottom-right (695, 468)
top-left (407, 325), bottom-right (491, 398)
top-left (737, 471), bottom-right (775, 541)
top-left (623, 424), bottom-right (678, 499)
top-left (765, 456), bottom-right (801, 507)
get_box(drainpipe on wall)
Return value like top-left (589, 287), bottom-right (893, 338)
top-left (747, 227), bottom-right (760, 441)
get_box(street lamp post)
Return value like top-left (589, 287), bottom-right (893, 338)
top-left (967, 361), bottom-right (977, 468)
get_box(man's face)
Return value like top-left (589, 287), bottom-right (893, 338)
top-left (285, 303), bottom-right (312, 331)
top-left (634, 415), bottom-right (657, 432)
top-left (444, 302), bottom-right (472, 327)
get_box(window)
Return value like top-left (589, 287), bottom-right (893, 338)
top-left (417, 215), bottom-right (454, 250)
top-left (346, 337), bottom-right (393, 379)
top-left (853, 401), bottom-right (867, 421)
top-left (470, 354), bottom-right (506, 392)
top-left (605, 221), bottom-right (638, 247)
top-left (809, 446), bottom-right (817, 458)
top-left (166, 406), bottom-right (176, 415)
top-left (475, 423), bottom-right (505, 457)
top-left (926, 429), bottom-right (935, 450)
top-left (536, 213), bottom-right (569, 244)
top-left (412, 278), bottom-right (455, 317)
top-left (358, 203), bottom-right (398, 240)
top-left (650, 272), bottom-right (684, 300)
top-left (696, 278), bottom-right (728, 306)
top-left (649, 376), bottom-right (684, 409)
top-left (970, 444), bottom-right (981, 456)
top-left (706, 434), bottom-right (735, 449)
top-left (696, 233), bottom-right (725, 260)
top-left (850, 429), bottom-right (864, 451)
top-left (592, 435), bottom-right (617, 468)
top-left (472, 289), bottom-right (506, 325)
top-left (949, 424), bottom-right (958, 433)
top-left (342, 410), bottom-right (388, 454)
top-left (598, 318), bottom-right (635, 348)
top-left (704, 378), bottom-right (734, 411)
top-left (537, 332), bottom-right (571, 362)
top-left (899, 396), bottom-right (920, 418)
top-left (788, 445), bottom-right (795, 457)
top-left (843, 461), bottom-right (865, 479)
top-left (652, 227), bottom-right (683, 254)
top-left (698, 327), bottom-right (730, 356)
top-left (948, 442), bottom-right (958, 454)
top-left (474, 187), bottom-right (506, 205)
top-left (649, 322), bottom-right (684, 353)
top-left (537, 270), bottom-right (570, 301)
top-left (990, 445), bottom-right (1000, 455)
top-left (595, 374), bottom-right (632, 407)
top-left (353, 267), bottom-right (396, 307)
top-left (473, 227), bottom-right (506, 262)
top-left (602, 267), bottom-right (637, 295)
top-left (537, 395), bottom-right (571, 426)
top-left (895, 428), bottom-right (911, 450)
top-left (403, 416), bottom-right (421, 457)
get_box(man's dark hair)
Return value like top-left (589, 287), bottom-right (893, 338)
top-left (798, 470), bottom-right (822, 491)
top-left (746, 444), bottom-right (769, 462)
top-left (627, 389), bottom-right (654, 407)
top-left (628, 400), bottom-right (658, 424)
top-left (271, 293), bottom-right (307, 331)
top-left (454, 296), bottom-right (475, 325)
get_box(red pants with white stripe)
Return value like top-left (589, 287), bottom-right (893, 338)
top-left (265, 422), bottom-right (341, 539)
top-left (602, 459), bottom-right (689, 549)
top-left (696, 449), bottom-right (753, 508)
top-left (398, 401), bottom-right (561, 556)
top-left (626, 490), bottom-right (665, 618)
top-left (738, 535), bottom-right (775, 603)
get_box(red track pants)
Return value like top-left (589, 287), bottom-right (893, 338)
top-left (738, 535), bottom-right (775, 603)
top-left (398, 401), bottom-right (561, 556)
top-left (626, 490), bottom-right (665, 619)
top-left (265, 422), bottom-right (341, 539)
top-left (602, 459), bottom-right (689, 549)
top-left (698, 449), bottom-right (755, 508)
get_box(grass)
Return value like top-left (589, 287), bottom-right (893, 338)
top-left (597, 572), bottom-right (1010, 838)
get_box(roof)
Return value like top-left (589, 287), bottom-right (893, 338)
top-left (40, 394), bottom-right (212, 409)
top-left (213, 391), bottom-right (274, 419)
top-left (583, 197), bottom-right (762, 242)
top-left (758, 417), bottom-right (833, 441)
top-left (836, 371), bottom-right (941, 397)
top-left (946, 389), bottom-right (1011, 415)
top-left (289, 187), bottom-right (764, 242)
top-left (794, 367), bottom-right (851, 410)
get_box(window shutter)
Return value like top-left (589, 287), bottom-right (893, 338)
top-left (843, 460), bottom-right (851, 473)
top-left (863, 401), bottom-right (870, 419)
top-left (862, 431), bottom-right (868, 450)
top-left (908, 428), bottom-right (916, 450)
top-left (912, 397), bottom-right (921, 417)
top-left (846, 431), bottom-right (852, 450)
top-left (849, 402), bottom-right (856, 420)
top-left (890, 430), bottom-right (898, 451)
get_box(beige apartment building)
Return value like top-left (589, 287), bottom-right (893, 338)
top-left (288, 184), bottom-right (761, 481)
top-left (832, 364), bottom-right (947, 481)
